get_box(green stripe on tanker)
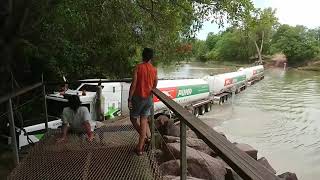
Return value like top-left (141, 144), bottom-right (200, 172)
top-left (233, 75), bottom-right (246, 83)
top-left (177, 84), bottom-right (209, 98)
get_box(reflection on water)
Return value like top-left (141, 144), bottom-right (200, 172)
top-left (158, 63), bottom-right (320, 180)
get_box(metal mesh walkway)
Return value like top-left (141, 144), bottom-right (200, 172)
top-left (8, 118), bottom-right (162, 180)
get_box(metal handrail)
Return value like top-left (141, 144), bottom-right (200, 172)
top-left (152, 88), bottom-right (278, 180)
top-left (0, 81), bottom-right (48, 167)
top-left (0, 82), bottom-right (42, 104)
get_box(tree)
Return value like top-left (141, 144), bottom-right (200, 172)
top-left (270, 25), bottom-right (319, 65)
top-left (207, 29), bottom-right (255, 62)
top-left (191, 39), bottom-right (208, 62)
top-left (0, 0), bottom-right (254, 93)
top-left (243, 8), bottom-right (278, 63)
top-left (205, 32), bottom-right (220, 50)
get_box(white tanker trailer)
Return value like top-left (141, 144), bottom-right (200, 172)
top-left (204, 71), bottom-right (247, 95)
top-left (239, 65), bottom-right (264, 82)
top-left (17, 65), bottom-right (264, 148)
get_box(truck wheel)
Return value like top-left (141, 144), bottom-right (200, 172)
top-left (205, 103), bottom-right (212, 112)
top-left (194, 108), bottom-right (199, 117)
top-left (199, 106), bottom-right (205, 115)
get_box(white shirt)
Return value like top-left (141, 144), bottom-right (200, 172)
top-left (62, 106), bottom-right (95, 131)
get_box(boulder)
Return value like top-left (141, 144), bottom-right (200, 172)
top-left (217, 131), bottom-right (227, 139)
top-left (278, 172), bottom-right (298, 180)
top-left (160, 160), bottom-right (180, 176)
top-left (186, 137), bottom-right (216, 157)
top-left (215, 157), bottom-right (243, 180)
top-left (258, 157), bottom-right (276, 174)
top-left (165, 143), bottom-right (227, 180)
top-left (234, 143), bottom-right (258, 160)
top-left (187, 130), bottom-right (199, 139)
top-left (156, 116), bottom-right (180, 137)
top-left (164, 136), bottom-right (180, 143)
top-left (167, 121), bottom-right (180, 137)
top-left (154, 149), bottom-right (164, 161)
top-left (163, 136), bottom-right (216, 156)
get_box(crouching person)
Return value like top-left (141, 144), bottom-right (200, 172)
top-left (57, 95), bottom-right (94, 142)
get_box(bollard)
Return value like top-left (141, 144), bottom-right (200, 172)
top-left (180, 121), bottom-right (187, 180)
top-left (42, 75), bottom-right (48, 131)
top-left (7, 98), bottom-right (19, 165)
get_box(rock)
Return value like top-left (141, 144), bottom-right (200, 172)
top-left (215, 157), bottom-right (243, 180)
top-left (187, 130), bottom-right (199, 138)
top-left (258, 157), bottom-right (276, 174)
top-left (163, 175), bottom-right (205, 180)
top-left (154, 149), bottom-right (164, 161)
top-left (165, 143), bottom-right (227, 180)
top-left (278, 172), bottom-right (298, 180)
top-left (163, 136), bottom-right (216, 156)
top-left (167, 121), bottom-right (180, 137)
top-left (156, 115), bottom-right (180, 137)
top-left (160, 160), bottom-right (180, 176)
top-left (234, 143), bottom-right (258, 160)
top-left (186, 137), bottom-right (216, 157)
top-left (217, 131), bottom-right (227, 139)
top-left (164, 136), bottom-right (180, 143)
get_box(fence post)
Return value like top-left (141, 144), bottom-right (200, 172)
top-left (42, 75), bottom-right (48, 132)
top-left (180, 121), bottom-right (187, 180)
top-left (7, 98), bottom-right (19, 165)
top-left (151, 95), bottom-right (155, 150)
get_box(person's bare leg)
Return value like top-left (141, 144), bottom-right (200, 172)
top-left (83, 121), bottom-right (94, 142)
top-left (146, 121), bottom-right (151, 139)
top-left (130, 117), bottom-right (141, 134)
top-left (137, 116), bottom-right (148, 152)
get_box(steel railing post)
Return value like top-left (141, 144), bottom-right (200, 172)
top-left (180, 121), bottom-right (187, 180)
top-left (151, 95), bottom-right (155, 150)
top-left (7, 98), bottom-right (19, 165)
top-left (42, 75), bottom-right (48, 131)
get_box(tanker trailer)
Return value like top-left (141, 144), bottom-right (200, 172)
top-left (204, 71), bottom-right (246, 104)
top-left (153, 79), bottom-right (211, 117)
top-left (239, 65), bottom-right (264, 85)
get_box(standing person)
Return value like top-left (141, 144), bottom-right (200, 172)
top-left (128, 48), bottom-right (158, 155)
top-left (94, 83), bottom-right (105, 121)
top-left (57, 95), bottom-right (95, 142)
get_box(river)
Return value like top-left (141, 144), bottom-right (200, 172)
top-left (158, 62), bottom-right (320, 180)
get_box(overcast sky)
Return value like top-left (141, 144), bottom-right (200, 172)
top-left (196, 0), bottom-right (320, 40)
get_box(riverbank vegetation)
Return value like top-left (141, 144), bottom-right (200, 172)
top-left (1, 0), bottom-right (319, 93)
top-left (191, 8), bottom-right (320, 68)
top-left (0, 0), bottom-right (253, 92)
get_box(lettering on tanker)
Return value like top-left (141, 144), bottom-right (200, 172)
top-left (177, 88), bottom-right (192, 97)
top-left (153, 87), bottom-right (177, 102)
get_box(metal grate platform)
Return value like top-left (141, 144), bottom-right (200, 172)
top-left (8, 119), bottom-right (162, 180)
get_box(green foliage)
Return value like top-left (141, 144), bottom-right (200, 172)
top-left (207, 30), bottom-right (255, 62)
top-left (270, 25), bottom-right (319, 65)
top-left (0, 0), bottom-right (254, 83)
top-left (191, 39), bottom-right (208, 62)
top-left (205, 32), bottom-right (220, 50)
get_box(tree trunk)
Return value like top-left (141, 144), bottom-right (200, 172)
top-left (253, 31), bottom-right (265, 65)
top-left (254, 40), bottom-right (262, 64)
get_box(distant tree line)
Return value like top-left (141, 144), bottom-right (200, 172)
top-left (191, 8), bottom-right (320, 66)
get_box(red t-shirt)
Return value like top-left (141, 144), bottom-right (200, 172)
top-left (134, 62), bottom-right (157, 98)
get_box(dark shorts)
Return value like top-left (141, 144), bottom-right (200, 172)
top-left (130, 95), bottom-right (153, 118)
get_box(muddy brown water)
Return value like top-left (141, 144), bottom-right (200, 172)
top-left (158, 62), bottom-right (320, 180)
